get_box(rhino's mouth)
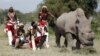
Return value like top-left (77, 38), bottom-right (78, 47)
top-left (81, 39), bottom-right (94, 46)
top-left (79, 31), bottom-right (94, 46)
top-left (84, 41), bottom-right (93, 46)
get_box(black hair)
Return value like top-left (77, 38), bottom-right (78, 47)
top-left (31, 21), bottom-right (37, 29)
top-left (31, 21), bottom-right (35, 26)
top-left (42, 8), bottom-right (48, 13)
top-left (8, 7), bottom-right (14, 13)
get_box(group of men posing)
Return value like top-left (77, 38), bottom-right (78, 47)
top-left (5, 5), bottom-right (54, 51)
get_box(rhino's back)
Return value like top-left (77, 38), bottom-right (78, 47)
top-left (56, 12), bottom-right (77, 34)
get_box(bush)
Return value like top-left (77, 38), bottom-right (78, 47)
top-left (48, 26), bottom-right (54, 35)
top-left (92, 14), bottom-right (100, 39)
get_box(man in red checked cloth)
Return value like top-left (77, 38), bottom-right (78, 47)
top-left (6, 7), bottom-right (17, 46)
top-left (38, 5), bottom-right (55, 48)
top-left (36, 20), bottom-right (49, 49)
top-left (27, 21), bottom-right (48, 50)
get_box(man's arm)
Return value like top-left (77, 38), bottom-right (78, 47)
top-left (48, 12), bottom-right (55, 18)
top-left (37, 26), bottom-right (42, 34)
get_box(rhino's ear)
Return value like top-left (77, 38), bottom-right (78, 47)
top-left (76, 8), bottom-right (85, 18)
top-left (88, 16), bottom-right (93, 23)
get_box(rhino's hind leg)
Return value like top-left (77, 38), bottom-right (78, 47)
top-left (76, 39), bottom-right (81, 49)
top-left (65, 33), bottom-right (73, 51)
top-left (55, 32), bottom-right (61, 48)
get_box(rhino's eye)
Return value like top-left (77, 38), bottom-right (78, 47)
top-left (88, 31), bottom-right (92, 33)
top-left (81, 33), bottom-right (84, 35)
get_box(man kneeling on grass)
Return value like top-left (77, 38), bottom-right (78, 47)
top-left (26, 21), bottom-right (49, 51)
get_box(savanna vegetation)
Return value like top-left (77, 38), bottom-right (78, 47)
top-left (0, 0), bottom-right (99, 37)
top-left (0, 0), bottom-right (100, 56)
top-left (0, 0), bottom-right (100, 37)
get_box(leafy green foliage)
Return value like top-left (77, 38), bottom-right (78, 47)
top-left (0, 9), bottom-right (7, 24)
top-left (91, 12), bottom-right (100, 39)
top-left (39, 0), bottom-right (100, 39)
top-left (0, 9), bottom-right (37, 24)
top-left (0, 0), bottom-right (99, 36)
top-left (39, 0), bottom-right (98, 27)
top-left (42, 0), bottom-right (98, 18)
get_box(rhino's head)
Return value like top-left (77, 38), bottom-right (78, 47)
top-left (76, 8), bottom-right (94, 46)
top-left (78, 22), bottom-right (94, 46)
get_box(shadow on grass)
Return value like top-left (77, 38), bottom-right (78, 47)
top-left (59, 46), bottom-right (97, 55)
top-left (73, 47), bottom-right (97, 55)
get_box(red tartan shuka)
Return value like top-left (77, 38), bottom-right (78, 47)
top-left (6, 19), bottom-right (17, 45)
top-left (6, 20), bottom-right (14, 31)
top-left (6, 11), bottom-right (16, 31)
top-left (29, 37), bottom-right (42, 48)
top-left (38, 20), bottom-right (47, 27)
top-left (29, 20), bottom-right (48, 48)
top-left (35, 36), bottom-right (42, 47)
top-left (35, 20), bottom-right (48, 46)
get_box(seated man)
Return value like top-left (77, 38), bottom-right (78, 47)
top-left (15, 23), bottom-right (26, 48)
top-left (26, 21), bottom-right (49, 51)
top-left (26, 21), bottom-right (38, 50)
top-left (36, 20), bottom-right (49, 49)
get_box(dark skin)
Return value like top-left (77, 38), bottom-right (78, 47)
top-left (26, 23), bottom-right (42, 42)
top-left (38, 7), bottom-right (55, 21)
top-left (7, 7), bottom-right (17, 21)
top-left (17, 26), bottom-right (25, 37)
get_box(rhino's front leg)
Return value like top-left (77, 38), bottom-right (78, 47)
top-left (65, 33), bottom-right (73, 51)
top-left (55, 32), bottom-right (61, 48)
top-left (64, 38), bottom-right (67, 47)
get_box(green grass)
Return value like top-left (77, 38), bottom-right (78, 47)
top-left (48, 26), bottom-right (55, 35)
top-left (0, 36), bottom-right (100, 56)
top-left (94, 32), bottom-right (100, 39)
top-left (0, 24), bottom-right (7, 39)
top-left (1, 24), bottom-right (100, 56)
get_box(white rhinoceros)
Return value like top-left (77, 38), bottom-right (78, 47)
top-left (55, 8), bottom-right (94, 50)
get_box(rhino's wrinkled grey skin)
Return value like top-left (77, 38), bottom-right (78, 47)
top-left (55, 8), bottom-right (94, 50)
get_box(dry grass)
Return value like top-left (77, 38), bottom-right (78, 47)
top-left (0, 24), bottom-right (100, 56)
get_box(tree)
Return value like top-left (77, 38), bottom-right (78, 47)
top-left (0, 9), bottom-right (7, 24)
top-left (0, 9), bottom-right (29, 24)
top-left (38, 0), bottom-right (97, 27)
top-left (42, 0), bottom-right (98, 18)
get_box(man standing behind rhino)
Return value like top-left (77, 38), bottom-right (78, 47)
top-left (55, 8), bottom-right (94, 51)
